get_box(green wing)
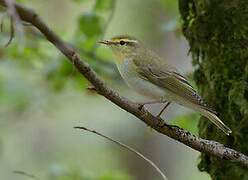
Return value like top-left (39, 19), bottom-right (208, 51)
top-left (135, 63), bottom-right (217, 115)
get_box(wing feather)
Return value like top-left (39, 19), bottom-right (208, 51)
top-left (135, 64), bottom-right (217, 115)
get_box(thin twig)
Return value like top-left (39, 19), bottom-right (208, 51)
top-left (13, 171), bottom-right (40, 180)
top-left (4, 0), bottom-right (25, 48)
top-left (4, 15), bottom-right (14, 47)
top-left (74, 126), bottom-right (168, 180)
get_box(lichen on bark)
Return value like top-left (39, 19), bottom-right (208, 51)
top-left (179, 0), bottom-right (248, 179)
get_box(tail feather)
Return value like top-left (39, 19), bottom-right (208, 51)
top-left (200, 109), bottom-right (232, 135)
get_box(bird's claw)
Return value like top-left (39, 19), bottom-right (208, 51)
top-left (86, 85), bottom-right (96, 91)
top-left (138, 103), bottom-right (145, 111)
top-left (133, 102), bottom-right (147, 111)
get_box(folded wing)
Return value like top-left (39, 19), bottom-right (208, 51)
top-left (135, 63), bottom-right (217, 115)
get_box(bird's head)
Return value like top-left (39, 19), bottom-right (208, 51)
top-left (98, 35), bottom-right (142, 63)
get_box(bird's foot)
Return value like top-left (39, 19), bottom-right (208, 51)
top-left (86, 85), bottom-right (97, 92)
top-left (156, 102), bottom-right (171, 118)
top-left (135, 101), bottom-right (164, 111)
top-left (136, 103), bottom-right (146, 111)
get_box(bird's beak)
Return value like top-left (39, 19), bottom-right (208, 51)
top-left (98, 40), bottom-right (111, 45)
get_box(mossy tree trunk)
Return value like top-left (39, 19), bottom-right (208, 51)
top-left (179, 0), bottom-right (248, 179)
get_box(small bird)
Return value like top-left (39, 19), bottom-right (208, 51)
top-left (99, 35), bottom-right (232, 135)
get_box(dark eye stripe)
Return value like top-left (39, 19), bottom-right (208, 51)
top-left (112, 40), bottom-right (136, 46)
top-left (123, 41), bottom-right (136, 46)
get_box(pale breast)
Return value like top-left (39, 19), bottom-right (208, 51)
top-left (117, 59), bottom-right (167, 100)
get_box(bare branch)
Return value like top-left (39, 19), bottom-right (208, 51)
top-left (3, 0), bottom-right (25, 47)
top-left (13, 171), bottom-right (40, 180)
top-left (4, 16), bottom-right (14, 47)
top-left (0, 0), bottom-right (248, 169)
top-left (75, 126), bottom-right (168, 180)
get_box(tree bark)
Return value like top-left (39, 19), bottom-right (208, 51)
top-left (179, 0), bottom-right (248, 179)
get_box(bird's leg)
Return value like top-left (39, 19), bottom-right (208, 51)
top-left (136, 101), bottom-right (165, 110)
top-left (157, 102), bottom-right (171, 118)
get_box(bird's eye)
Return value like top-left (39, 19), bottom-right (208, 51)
top-left (120, 40), bottom-right (126, 45)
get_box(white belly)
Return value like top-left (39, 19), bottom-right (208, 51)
top-left (117, 59), bottom-right (166, 100)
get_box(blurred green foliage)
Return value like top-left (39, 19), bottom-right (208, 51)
top-left (47, 163), bottom-right (132, 180)
top-left (75, 0), bottom-right (115, 50)
top-left (0, 0), bottom-right (117, 98)
top-left (0, 1), bottom-right (136, 179)
top-left (174, 113), bottom-right (200, 135)
top-left (0, 0), bottom-right (208, 180)
top-left (49, 172), bottom-right (132, 180)
top-left (156, 0), bottom-right (179, 15)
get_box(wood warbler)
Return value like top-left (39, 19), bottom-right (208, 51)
top-left (99, 35), bottom-right (232, 135)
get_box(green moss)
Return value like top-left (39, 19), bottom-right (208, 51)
top-left (179, 0), bottom-right (248, 179)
